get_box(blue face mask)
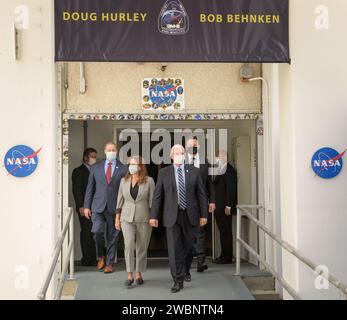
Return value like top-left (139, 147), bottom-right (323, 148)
top-left (128, 164), bottom-right (139, 175)
top-left (106, 152), bottom-right (117, 161)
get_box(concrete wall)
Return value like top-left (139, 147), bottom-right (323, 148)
top-left (0, 0), bottom-right (56, 299)
top-left (64, 62), bottom-right (262, 113)
top-left (279, 0), bottom-right (347, 299)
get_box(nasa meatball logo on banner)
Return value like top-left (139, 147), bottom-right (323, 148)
top-left (311, 147), bottom-right (345, 179)
top-left (3, 145), bottom-right (42, 178)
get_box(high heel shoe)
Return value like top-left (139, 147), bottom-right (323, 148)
top-left (124, 278), bottom-right (134, 287)
top-left (136, 278), bottom-right (144, 286)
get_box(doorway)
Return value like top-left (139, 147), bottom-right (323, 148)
top-left (66, 117), bottom-right (261, 263)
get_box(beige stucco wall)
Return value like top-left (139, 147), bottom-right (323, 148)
top-left (65, 62), bottom-right (262, 113)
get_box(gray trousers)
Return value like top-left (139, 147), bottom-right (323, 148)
top-left (122, 221), bottom-right (152, 273)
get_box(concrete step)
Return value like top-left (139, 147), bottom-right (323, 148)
top-left (242, 275), bottom-right (275, 291)
top-left (61, 279), bottom-right (78, 300)
top-left (252, 290), bottom-right (281, 300)
top-left (241, 275), bottom-right (281, 300)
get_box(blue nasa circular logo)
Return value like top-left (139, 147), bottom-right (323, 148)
top-left (149, 84), bottom-right (178, 107)
top-left (311, 147), bottom-right (345, 179)
top-left (4, 145), bottom-right (41, 178)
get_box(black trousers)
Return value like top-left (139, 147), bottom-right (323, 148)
top-left (77, 211), bottom-right (96, 265)
top-left (215, 214), bottom-right (233, 259)
top-left (166, 209), bottom-right (195, 284)
top-left (185, 224), bottom-right (206, 273)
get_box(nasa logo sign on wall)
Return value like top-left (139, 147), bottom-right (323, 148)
top-left (142, 78), bottom-right (185, 111)
top-left (311, 147), bottom-right (345, 179)
top-left (3, 145), bottom-right (42, 178)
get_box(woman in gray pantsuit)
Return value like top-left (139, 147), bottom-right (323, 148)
top-left (115, 156), bottom-right (154, 287)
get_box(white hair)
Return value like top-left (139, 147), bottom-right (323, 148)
top-left (170, 144), bottom-right (185, 157)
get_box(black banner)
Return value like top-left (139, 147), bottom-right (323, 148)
top-left (55, 0), bottom-right (290, 63)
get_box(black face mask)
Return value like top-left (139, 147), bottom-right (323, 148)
top-left (187, 147), bottom-right (199, 155)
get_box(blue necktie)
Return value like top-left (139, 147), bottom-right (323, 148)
top-left (177, 167), bottom-right (187, 210)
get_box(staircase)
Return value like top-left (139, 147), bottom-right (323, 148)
top-left (242, 275), bottom-right (281, 300)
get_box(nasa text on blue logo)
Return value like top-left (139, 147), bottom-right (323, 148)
top-left (311, 147), bottom-right (345, 179)
top-left (4, 145), bottom-right (42, 178)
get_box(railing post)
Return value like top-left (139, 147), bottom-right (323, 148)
top-left (68, 208), bottom-right (75, 280)
top-left (235, 207), bottom-right (241, 276)
top-left (340, 290), bottom-right (347, 300)
top-left (212, 210), bottom-right (216, 261)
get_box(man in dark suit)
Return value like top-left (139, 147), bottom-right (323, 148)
top-left (150, 144), bottom-right (208, 293)
top-left (185, 137), bottom-right (216, 279)
top-left (213, 149), bottom-right (237, 264)
top-left (84, 142), bottom-right (127, 273)
top-left (72, 148), bottom-right (98, 266)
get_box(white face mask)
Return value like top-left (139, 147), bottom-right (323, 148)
top-left (217, 158), bottom-right (227, 165)
top-left (128, 164), bottom-right (139, 175)
top-left (88, 158), bottom-right (97, 166)
top-left (105, 151), bottom-right (117, 161)
top-left (173, 154), bottom-right (185, 165)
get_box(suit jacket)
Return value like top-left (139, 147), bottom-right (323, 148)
top-left (198, 160), bottom-right (216, 203)
top-left (150, 165), bottom-right (208, 228)
top-left (187, 157), bottom-right (216, 203)
top-left (83, 160), bottom-right (127, 214)
top-left (213, 163), bottom-right (237, 215)
top-left (116, 176), bottom-right (155, 223)
top-left (72, 164), bottom-right (91, 211)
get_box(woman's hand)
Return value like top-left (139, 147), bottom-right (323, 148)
top-left (115, 219), bottom-right (121, 231)
top-left (115, 214), bottom-right (121, 230)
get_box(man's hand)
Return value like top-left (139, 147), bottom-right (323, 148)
top-left (200, 218), bottom-right (208, 227)
top-left (149, 219), bottom-right (159, 228)
top-left (225, 207), bottom-right (231, 216)
top-left (208, 203), bottom-right (216, 213)
top-left (84, 208), bottom-right (92, 219)
top-left (79, 208), bottom-right (85, 216)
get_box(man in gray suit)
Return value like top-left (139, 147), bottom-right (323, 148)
top-left (150, 144), bottom-right (208, 293)
top-left (84, 142), bottom-right (127, 273)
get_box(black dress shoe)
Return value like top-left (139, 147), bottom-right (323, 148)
top-left (124, 279), bottom-right (134, 287)
top-left (136, 278), bottom-right (144, 286)
top-left (215, 258), bottom-right (233, 264)
top-left (171, 282), bottom-right (183, 293)
top-left (212, 256), bottom-right (224, 264)
top-left (184, 273), bottom-right (191, 282)
top-left (197, 264), bottom-right (208, 272)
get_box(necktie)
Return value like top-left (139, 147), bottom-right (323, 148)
top-left (106, 162), bottom-right (112, 184)
top-left (177, 167), bottom-right (187, 210)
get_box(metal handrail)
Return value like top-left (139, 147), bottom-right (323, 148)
top-left (235, 205), bottom-right (347, 300)
top-left (37, 207), bottom-right (75, 300)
